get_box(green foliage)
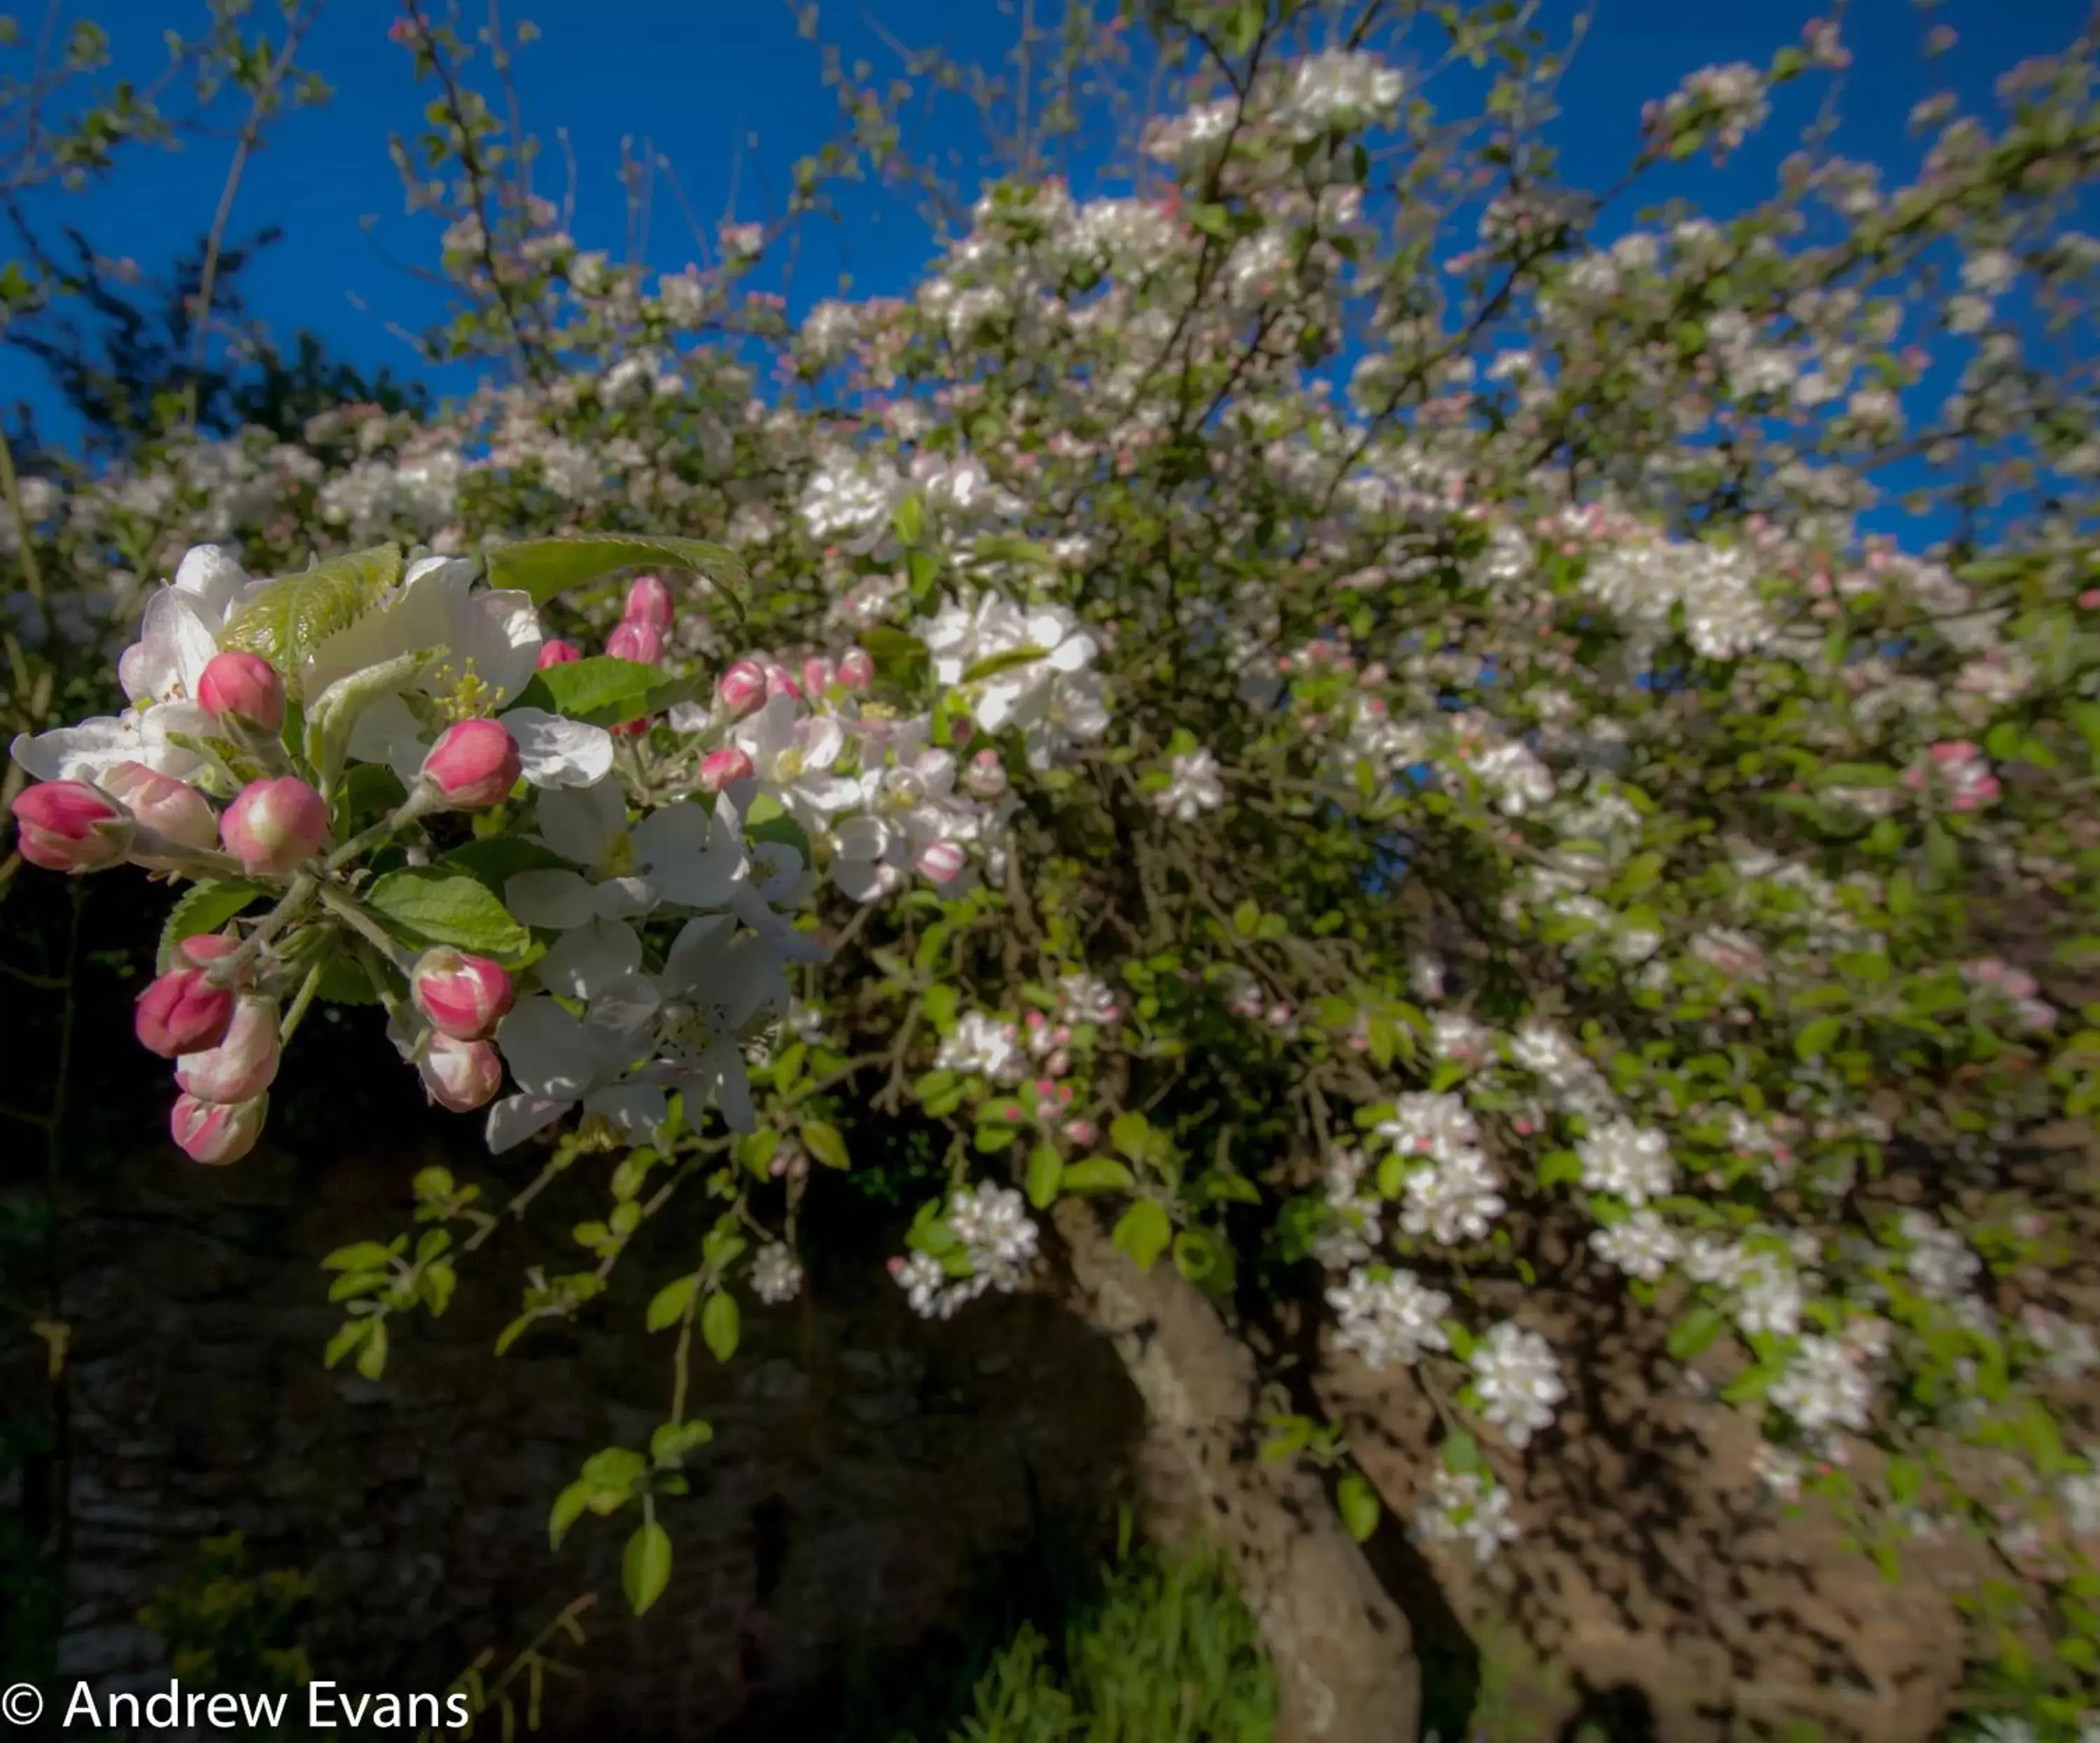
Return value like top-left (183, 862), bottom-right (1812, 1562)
top-left (136, 1533), bottom-right (312, 1698)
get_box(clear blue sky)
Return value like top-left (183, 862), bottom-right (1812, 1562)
top-left (3, 0), bottom-right (2090, 454)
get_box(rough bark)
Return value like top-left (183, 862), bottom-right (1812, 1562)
top-left (1055, 1200), bottom-right (1420, 1743)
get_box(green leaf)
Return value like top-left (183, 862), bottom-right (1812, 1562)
top-left (304, 645), bottom-right (435, 788)
top-left (1060, 1157), bottom-right (1135, 1194)
top-left (1111, 1200), bottom-right (1172, 1272)
top-left (217, 544), bottom-right (405, 699)
top-left (651, 1420), bottom-right (713, 1466)
top-left (1795, 1015), bottom-right (1844, 1060)
top-left (548, 1480), bottom-right (591, 1550)
top-left (484, 535), bottom-right (747, 617)
top-left (701, 1292), bottom-right (740, 1364)
top-left (1026, 1144), bottom-right (1063, 1209)
top-left (646, 1275), bottom-right (696, 1333)
top-left (892, 494), bottom-right (925, 547)
top-left (1337, 1473), bottom-right (1380, 1543)
top-left (364, 868), bottom-right (533, 965)
top-left (158, 878), bottom-right (269, 970)
top-left (354, 1317), bottom-right (388, 1382)
top-left (1441, 1432), bottom-right (1482, 1476)
top-left (801, 1119), bottom-right (849, 1170)
top-left (322, 1240), bottom-right (398, 1272)
top-left (742, 790), bottom-right (813, 869)
top-left (1171, 1228), bottom-right (1219, 1282)
top-left (960, 645), bottom-right (1049, 683)
top-left (623, 1518), bottom-right (673, 1616)
top-left (505, 655), bottom-right (681, 727)
top-left (1665, 1306), bottom-right (1727, 1362)
top-left (322, 1319), bottom-right (372, 1371)
top-left (1109, 1111), bottom-right (1152, 1161)
top-left (861, 626), bottom-right (930, 686)
top-left (439, 836), bottom-right (572, 891)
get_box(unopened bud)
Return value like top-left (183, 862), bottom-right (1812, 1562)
top-left (100, 760), bottom-right (218, 858)
top-left (411, 948), bottom-right (515, 1041)
top-left (136, 953), bottom-right (238, 1058)
top-left (421, 719), bottom-right (521, 810)
top-left (220, 777), bottom-right (328, 874)
top-left (716, 659), bottom-right (767, 718)
top-left (537, 639), bottom-right (583, 669)
top-left (196, 650), bottom-right (286, 730)
top-left (607, 620), bottom-right (664, 666)
top-left (837, 648), bottom-right (874, 691)
top-left (916, 840), bottom-right (967, 884)
top-left (699, 746), bottom-right (756, 794)
top-left (171, 1091), bottom-right (267, 1166)
top-left (174, 996), bottom-right (281, 1102)
top-left (764, 664), bottom-right (802, 701)
top-left (420, 1034), bottom-right (503, 1112)
top-left (964, 749), bottom-right (1008, 799)
top-left (623, 574), bottom-right (675, 631)
top-left (10, 778), bottom-right (134, 872)
top-left (802, 655), bottom-right (836, 695)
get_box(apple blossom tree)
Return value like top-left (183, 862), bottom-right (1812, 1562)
top-left (7, 1), bottom-right (2100, 1738)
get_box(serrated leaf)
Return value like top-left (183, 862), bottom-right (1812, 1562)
top-left (439, 836), bottom-right (573, 890)
top-left (1026, 1144), bottom-right (1063, 1209)
top-left (158, 879), bottom-right (270, 970)
top-left (623, 1518), bottom-right (673, 1616)
top-left (1109, 1111), bottom-right (1151, 1161)
top-left (646, 1275), bottom-right (696, 1333)
top-left (960, 645), bottom-right (1049, 683)
top-left (505, 655), bottom-right (680, 727)
top-left (484, 535), bottom-right (747, 617)
top-left (1337, 1472), bottom-right (1380, 1542)
top-left (802, 1119), bottom-right (849, 1170)
top-left (1666, 1306), bottom-right (1726, 1362)
top-left (1111, 1200), bottom-right (1172, 1272)
top-left (217, 544), bottom-right (405, 699)
top-left (365, 868), bottom-right (533, 965)
top-left (549, 1480), bottom-right (591, 1551)
top-left (701, 1292), bottom-right (740, 1363)
top-left (1060, 1158), bottom-right (1136, 1194)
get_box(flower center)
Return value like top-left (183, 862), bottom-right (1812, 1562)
top-left (433, 657), bottom-right (501, 724)
top-left (774, 746), bottom-right (806, 782)
top-left (600, 832), bottom-right (638, 878)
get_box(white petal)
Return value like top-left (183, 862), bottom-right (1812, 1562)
top-left (831, 813), bottom-right (892, 862)
top-left (494, 996), bottom-right (596, 1099)
top-left (346, 691), bottom-right (426, 771)
top-left (582, 969), bottom-right (661, 1037)
top-left (632, 804), bottom-right (741, 907)
top-left (662, 913), bottom-right (735, 991)
top-left (172, 545), bottom-right (252, 620)
top-left (536, 776), bottom-right (626, 865)
top-left (10, 717), bottom-right (144, 782)
top-left (505, 708), bottom-right (614, 788)
top-left (505, 869), bottom-right (598, 929)
top-left (584, 1081), bottom-right (668, 1139)
top-left (533, 916), bottom-right (643, 995)
top-left (465, 588), bottom-right (545, 702)
top-left (590, 876), bottom-right (657, 920)
top-left (486, 1093), bottom-right (571, 1154)
top-left (705, 1042), bottom-right (756, 1131)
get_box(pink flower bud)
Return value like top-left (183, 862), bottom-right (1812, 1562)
top-left (607, 620), bottom-right (664, 666)
top-left (623, 574), bottom-right (675, 631)
top-left (838, 648), bottom-right (874, 691)
top-left (171, 1091), bottom-right (267, 1166)
top-left (10, 779), bottom-right (134, 872)
top-left (136, 960), bottom-right (237, 1058)
top-left (420, 1034), bottom-right (503, 1112)
top-left (537, 639), bottom-right (583, 669)
top-left (196, 650), bottom-right (286, 730)
top-left (411, 948), bottom-right (515, 1041)
top-left (716, 659), bottom-right (767, 718)
top-left (421, 719), bottom-right (521, 810)
top-left (99, 760), bottom-right (218, 856)
top-left (699, 746), bottom-right (756, 794)
top-left (964, 749), bottom-right (1008, 799)
top-left (802, 656), bottom-right (836, 695)
top-left (1063, 1118), bottom-right (1097, 1147)
top-left (174, 996), bottom-right (281, 1102)
top-left (220, 777), bottom-right (328, 874)
top-left (764, 663), bottom-right (802, 701)
top-left (916, 840), bottom-right (967, 883)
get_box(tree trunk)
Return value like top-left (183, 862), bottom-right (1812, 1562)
top-left (1054, 1200), bottom-right (1420, 1743)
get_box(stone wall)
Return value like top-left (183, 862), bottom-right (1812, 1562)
top-left (50, 1126), bottom-right (1144, 1740)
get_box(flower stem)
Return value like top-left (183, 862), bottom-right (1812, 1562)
top-left (316, 881), bottom-right (412, 970)
top-left (209, 872), bottom-right (318, 986)
top-left (326, 785), bottom-right (440, 872)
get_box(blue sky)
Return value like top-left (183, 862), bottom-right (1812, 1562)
top-left (3, 0), bottom-right (2090, 454)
